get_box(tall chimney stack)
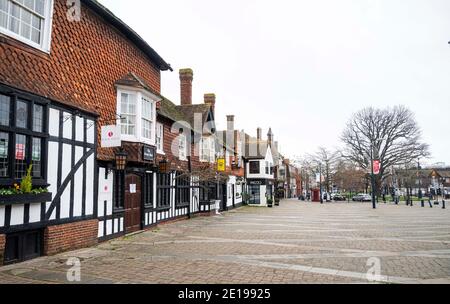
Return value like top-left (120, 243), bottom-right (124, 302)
top-left (267, 128), bottom-right (273, 147)
top-left (257, 128), bottom-right (262, 141)
top-left (179, 68), bottom-right (193, 105)
top-left (226, 115), bottom-right (235, 131)
top-left (204, 93), bottom-right (216, 114)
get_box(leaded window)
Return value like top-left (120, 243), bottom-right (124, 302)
top-left (0, 92), bottom-right (47, 185)
top-left (175, 173), bottom-right (189, 206)
top-left (156, 173), bottom-right (171, 208)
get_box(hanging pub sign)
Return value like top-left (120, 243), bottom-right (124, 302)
top-left (373, 160), bottom-right (381, 175)
top-left (101, 125), bottom-right (121, 148)
top-left (142, 145), bottom-right (156, 162)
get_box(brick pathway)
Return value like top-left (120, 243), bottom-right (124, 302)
top-left (1, 200), bottom-right (449, 284)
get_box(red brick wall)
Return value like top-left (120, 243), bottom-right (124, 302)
top-left (44, 219), bottom-right (98, 256)
top-left (0, 234), bottom-right (5, 266)
top-left (0, 0), bottom-right (162, 161)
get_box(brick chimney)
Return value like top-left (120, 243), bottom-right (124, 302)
top-left (267, 128), bottom-right (273, 147)
top-left (257, 128), bottom-right (262, 141)
top-left (204, 93), bottom-right (216, 114)
top-left (180, 68), bottom-right (193, 105)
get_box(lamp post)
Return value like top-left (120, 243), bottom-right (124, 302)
top-left (319, 163), bottom-right (323, 204)
top-left (370, 144), bottom-right (377, 209)
top-left (369, 138), bottom-right (385, 209)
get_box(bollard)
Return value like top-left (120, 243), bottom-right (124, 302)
top-left (421, 200), bottom-right (425, 208)
top-left (410, 200), bottom-right (413, 207)
top-left (443, 200), bottom-right (446, 210)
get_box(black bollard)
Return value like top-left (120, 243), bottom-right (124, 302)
top-left (443, 200), bottom-right (446, 209)
top-left (421, 200), bottom-right (425, 208)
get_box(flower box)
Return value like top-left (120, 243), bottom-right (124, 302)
top-left (0, 193), bottom-right (53, 206)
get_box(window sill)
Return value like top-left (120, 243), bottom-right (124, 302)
top-left (113, 208), bottom-right (125, 214)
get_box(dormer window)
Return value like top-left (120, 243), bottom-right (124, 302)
top-left (0, 0), bottom-right (54, 52)
top-left (116, 87), bottom-right (158, 146)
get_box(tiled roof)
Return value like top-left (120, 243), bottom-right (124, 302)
top-left (82, 0), bottom-right (172, 71)
top-left (177, 104), bottom-right (212, 130)
top-left (158, 97), bottom-right (186, 122)
top-left (115, 73), bottom-right (161, 97)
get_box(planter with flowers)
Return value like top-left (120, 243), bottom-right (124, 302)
top-left (0, 165), bottom-right (52, 206)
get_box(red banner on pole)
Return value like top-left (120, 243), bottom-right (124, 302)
top-left (373, 160), bottom-right (381, 175)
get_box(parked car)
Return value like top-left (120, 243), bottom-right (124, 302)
top-left (352, 194), bottom-right (372, 202)
top-left (332, 194), bottom-right (347, 201)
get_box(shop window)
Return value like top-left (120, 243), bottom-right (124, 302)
top-left (175, 172), bottom-right (190, 206)
top-left (0, 93), bottom-right (47, 186)
top-left (157, 173), bottom-right (171, 208)
top-left (114, 171), bottom-right (125, 210)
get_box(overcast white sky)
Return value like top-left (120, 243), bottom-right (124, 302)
top-left (100, 0), bottom-right (450, 165)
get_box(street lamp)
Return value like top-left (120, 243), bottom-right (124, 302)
top-left (319, 163), bottom-right (323, 204)
top-left (115, 150), bottom-right (128, 171)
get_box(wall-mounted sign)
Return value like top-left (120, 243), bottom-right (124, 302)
top-left (130, 184), bottom-right (137, 194)
top-left (217, 158), bottom-right (226, 172)
top-left (249, 180), bottom-right (263, 185)
top-left (142, 145), bottom-right (156, 162)
top-left (101, 125), bottom-right (121, 148)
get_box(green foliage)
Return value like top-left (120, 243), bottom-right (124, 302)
top-left (0, 164), bottom-right (49, 196)
top-left (20, 165), bottom-right (33, 194)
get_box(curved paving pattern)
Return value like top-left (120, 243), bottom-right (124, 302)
top-left (1, 200), bottom-right (449, 284)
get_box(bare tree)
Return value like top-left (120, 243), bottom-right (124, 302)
top-left (341, 106), bottom-right (429, 194)
top-left (306, 147), bottom-right (340, 192)
top-left (333, 160), bottom-right (367, 195)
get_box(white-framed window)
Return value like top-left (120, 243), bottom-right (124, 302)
top-left (117, 88), bottom-right (158, 146)
top-left (200, 137), bottom-right (209, 162)
top-left (0, 0), bottom-right (54, 52)
top-left (179, 134), bottom-right (187, 160)
top-left (141, 96), bottom-right (153, 140)
top-left (156, 122), bottom-right (164, 153)
top-left (120, 92), bottom-right (136, 136)
top-left (200, 137), bottom-right (215, 163)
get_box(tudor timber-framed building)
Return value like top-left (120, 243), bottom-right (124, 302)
top-left (0, 0), bottom-right (176, 264)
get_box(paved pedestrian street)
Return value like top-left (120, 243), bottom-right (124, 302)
top-left (1, 200), bottom-right (450, 284)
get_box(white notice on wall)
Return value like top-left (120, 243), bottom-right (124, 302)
top-left (130, 184), bottom-right (137, 194)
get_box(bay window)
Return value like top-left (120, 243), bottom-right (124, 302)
top-left (117, 88), bottom-right (158, 146)
top-left (141, 97), bottom-right (153, 140)
top-left (0, 0), bottom-right (54, 52)
top-left (0, 93), bottom-right (47, 185)
top-left (120, 92), bottom-right (136, 136)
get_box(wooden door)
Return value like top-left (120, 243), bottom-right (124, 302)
top-left (124, 174), bottom-right (142, 233)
